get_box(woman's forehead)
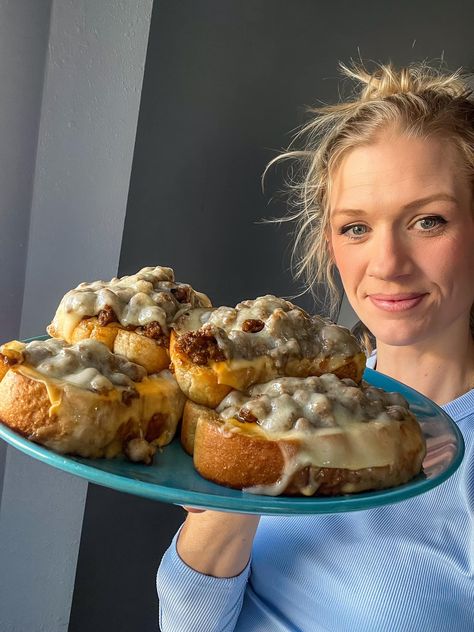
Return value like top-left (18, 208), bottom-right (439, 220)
top-left (329, 134), bottom-right (468, 211)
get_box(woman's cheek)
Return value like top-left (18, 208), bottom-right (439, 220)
top-left (333, 245), bottom-right (364, 296)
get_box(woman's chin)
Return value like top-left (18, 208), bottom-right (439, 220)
top-left (368, 324), bottom-right (432, 349)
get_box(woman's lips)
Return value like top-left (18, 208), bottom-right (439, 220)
top-left (368, 293), bottom-right (427, 312)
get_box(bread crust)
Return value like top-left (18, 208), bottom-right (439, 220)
top-left (181, 399), bottom-right (209, 455)
top-left (188, 402), bottom-right (426, 496)
top-left (170, 330), bottom-right (367, 408)
top-left (113, 328), bottom-right (170, 374)
top-left (0, 369), bottom-right (55, 437)
top-left (67, 317), bottom-right (121, 349)
top-left (0, 364), bottom-right (185, 462)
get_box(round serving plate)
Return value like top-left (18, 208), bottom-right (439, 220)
top-left (0, 336), bottom-right (465, 514)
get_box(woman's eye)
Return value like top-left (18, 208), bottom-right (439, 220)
top-left (340, 224), bottom-right (368, 238)
top-left (414, 216), bottom-right (447, 231)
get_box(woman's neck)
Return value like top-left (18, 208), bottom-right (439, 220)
top-left (375, 333), bottom-right (474, 406)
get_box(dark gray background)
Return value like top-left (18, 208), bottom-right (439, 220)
top-left (69, 1), bottom-right (474, 630)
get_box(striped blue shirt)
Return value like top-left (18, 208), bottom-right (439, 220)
top-left (157, 368), bottom-right (474, 631)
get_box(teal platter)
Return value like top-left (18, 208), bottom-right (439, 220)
top-left (0, 343), bottom-right (465, 514)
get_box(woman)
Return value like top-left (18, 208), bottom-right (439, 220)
top-left (157, 62), bottom-right (474, 631)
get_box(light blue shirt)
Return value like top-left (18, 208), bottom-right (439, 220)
top-left (157, 361), bottom-right (474, 631)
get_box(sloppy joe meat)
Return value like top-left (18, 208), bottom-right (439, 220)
top-left (136, 321), bottom-right (168, 345)
top-left (97, 304), bottom-right (118, 326)
top-left (176, 328), bottom-right (225, 365)
top-left (170, 285), bottom-right (190, 303)
top-left (1, 353), bottom-right (18, 366)
top-left (236, 407), bottom-right (258, 423)
top-left (242, 319), bottom-right (265, 333)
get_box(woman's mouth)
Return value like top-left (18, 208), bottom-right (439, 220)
top-left (367, 293), bottom-right (427, 312)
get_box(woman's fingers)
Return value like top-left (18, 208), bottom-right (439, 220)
top-left (182, 505), bottom-right (206, 513)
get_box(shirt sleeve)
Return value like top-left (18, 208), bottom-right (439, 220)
top-left (156, 530), bottom-right (251, 632)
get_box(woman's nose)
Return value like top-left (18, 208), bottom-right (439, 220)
top-left (366, 230), bottom-right (413, 280)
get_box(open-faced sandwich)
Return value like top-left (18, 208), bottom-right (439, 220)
top-left (0, 338), bottom-right (185, 464)
top-left (170, 295), bottom-right (366, 408)
top-left (182, 373), bottom-right (426, 496)
top-left (48, 266), bottom-right (211, 373)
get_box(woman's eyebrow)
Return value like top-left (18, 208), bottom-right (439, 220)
top-left (331, 193), bottom-right (458, 217)
top-left (402, 193), bottom-right (458, 210)
top-left (331, 208), bottom-right (367, 218)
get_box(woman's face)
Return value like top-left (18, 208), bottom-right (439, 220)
top-left (329, 132), bottom-right (474, 348)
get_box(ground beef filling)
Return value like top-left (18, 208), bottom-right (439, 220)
top-left (170, 285), bottom-right (191, 303)
top-left (121, 388), bottom-right (139, 406)
top-left (242, 319), bottom-right (265, 333)
top-left (0, 353), bottom-right (18, 367)
top-left (97, 304), bottom-right (118, 326)
top-left (136, 321), bottom-right (169, 346)
top-left (287, 464), bottom-right (392, 496)
top-left (236, 407), bottom-right (258, 423)
top-left (176, 328), bottom-right (225, 365)
top-left (145, 412), bottom-right (166, 442)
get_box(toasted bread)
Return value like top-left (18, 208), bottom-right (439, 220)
top-left (185, 375), bottom-right (426, 496)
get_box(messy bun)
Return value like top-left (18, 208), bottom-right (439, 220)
top-left (266, 61), bottom-right (474, 338)
top-left (343, 62), bottom-right (471, 102)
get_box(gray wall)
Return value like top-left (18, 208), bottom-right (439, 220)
top-left (70, 2), bottom-right (474, 632)
top-left (0, 2), bottom-right (153, 631)
top-left (0, 0), bottom-right (52, 502)
top-left (0, 0), bottom-right (50, 343)
top-left (20, 0), bottom-right (153, 336)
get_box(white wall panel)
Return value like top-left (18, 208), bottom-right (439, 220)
top-left (0, 2), bottom-right (153, 630)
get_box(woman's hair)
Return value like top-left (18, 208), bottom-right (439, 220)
top-left (266, 60), bottom-right (474, 349)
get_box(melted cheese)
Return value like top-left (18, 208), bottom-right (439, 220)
top-left (18, 364), bottom-right (63, 416)
top-left (216, 374), bottom-right (424, 494)
top-left (49, 266), bottom-right (211, 339)
top-left (224, 417), bottom-right (408, 470)
top-left (13, 362), bottom-right (184, 458)
top-left (173, 295), bottom-right (362, 363)
top-left (0, 335), bottom-right (186, 462)
top-left (210, 356), bottom-right (272, 388)
top-left (16, 363), bottom-right (123, 417)
top-left (217, 374), bottom-right (408, 431)
top-left (15, 338), bottom-right (147, 391)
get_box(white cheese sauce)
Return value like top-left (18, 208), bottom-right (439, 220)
top-left (216, 374), bottom-right (423, 495)
top-left (217, 374), bottom-right (410, 432)
top-left (21, 338), bottom-right (147, 392)
top-left (50, 266), bottom-right (210, 338)
top-left (173, 295), bottom-right (361, 363)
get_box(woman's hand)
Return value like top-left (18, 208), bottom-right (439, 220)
top-left (177, 508), bottom-right (261, 577)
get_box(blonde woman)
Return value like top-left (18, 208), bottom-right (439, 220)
top-left (157, 62), bottom-right (474, 631)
